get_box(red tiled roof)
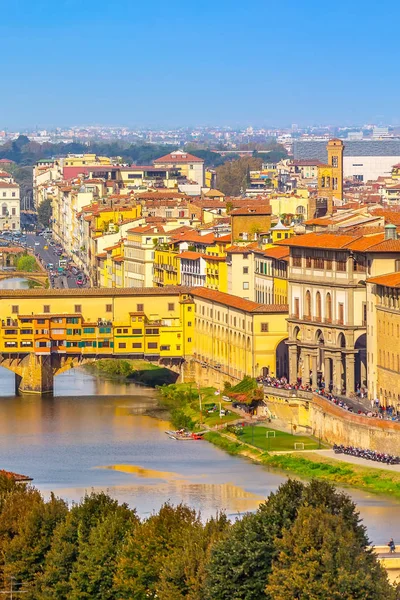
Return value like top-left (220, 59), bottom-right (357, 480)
top-left (262, 246), bottom-right (290, 260)
top-left (179, 251), bottom-right (203, 260)
top-left (191, 287), bottom-right (288, 314)
top-left (170, 231), bottom-right (214, 244)
top-left (154, 151), bottom-right (203, 163)
top-left (367, 272), bottom-right (400, 288)
top-left (230, 205), bottom-right (272, 216)
top-left (0, 181), bottom-right (18, 188)
top-left (277, 233), bottom-right (358, 250)
top-left (366, 238), bottom-right (400, 252)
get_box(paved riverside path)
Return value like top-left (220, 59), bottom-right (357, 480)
top-left (306, 449), bottom-right (400, 473)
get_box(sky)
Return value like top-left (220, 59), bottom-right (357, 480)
top-left (0, 0), bottom-right (399, 129)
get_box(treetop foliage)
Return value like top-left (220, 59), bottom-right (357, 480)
top-left (0, 474), bottom-right (395, 599)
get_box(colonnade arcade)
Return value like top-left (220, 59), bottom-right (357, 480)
top-left (287, 326), bottom-right (366, 395)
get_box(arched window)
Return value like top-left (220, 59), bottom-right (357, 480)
top-left (305, 290), bottom-right (311, 318)
top-left (326, 293), bottom-right (332, 321)
top-left (316, 292), bottom-right (322, 321)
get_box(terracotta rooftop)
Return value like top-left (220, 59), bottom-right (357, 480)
top-left (261, 246), bottom-right (290, 260)
top-left (367, 272), bottom-right (400, 288)
top-left (179, 251), bottom-right (204, 260)
top-left (191, 287), bottom-right (288, 314)
top-left (0, 287), bottom-right (191, 298)
top-left (278, 231), bottom-right (400, 253)
top-left (154, 150), bottom-right (203, 164)
top-left (0, 181), bottom-right (19, 188)
top-left (226, 245), bottom-right (253, 254)
top-left (230, 205), bottom-right (272, 216)
top-left (366, 238), bottom-right (400, 252)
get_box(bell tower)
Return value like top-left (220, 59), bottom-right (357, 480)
top-left (326, 138), bottom-right (344, 210)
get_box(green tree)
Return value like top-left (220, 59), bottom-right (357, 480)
top-left (157, 514), bottom-right (229, 600)
top-left (16, 254), bottom-right (38, 272)
top-left (205, 479), bottom-right (370, 600)
top-left (36, 492), bottom-right (123, 600)
top-left (205, 479), bottom-right (305, 600)
top-left (68, 505), bottom-right (138, 600)
top-left (215, 157), bottom-right (262, 196)
top-left (265, 506), bottom-right (395, 600)
top-left (37, 198), bottom-right (52, 227)
top-left (115, 503), bottom-right (199, 599)
top-left (1, 492), bottom-right (67, 597)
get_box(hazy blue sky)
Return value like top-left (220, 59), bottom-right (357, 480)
top-left (1, 0), bottom-right (399, 128)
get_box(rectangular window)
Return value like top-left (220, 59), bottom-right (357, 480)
top-left (160, 345), bottom-right (170, 351)
top-left (132, 342), bottom-right (142, 348)
top-left (37, 319), bottom-right (46, 324)
top-left (261, 323), bottom-right (269, 332)
top-left (338, 303), bottom-right (344, 324)
top-left (11, 305), bottom-right (18, 314)
top-left (43, 305), bottom-right (50, 313)
top-left (123, 328), bottom-right (128, 333)
top-left (292, 256), bottom-right (301, 267)
top-left (74, 305), bottom-right (82, 313)
top-left (313, 258), bottom-right (324, 269)
top-left (336, 260), bottom-right (346, 272)
top-left (148, 342), bottom-right (158, 349)
top-left (106, 304), bottom-right (112, 313)
top-left (146, 328), bottom-right (159, 335)
top-left (20, 341), bottom-right (33, 347)
top-left (132, 328), bottom-right (142, 334)
top-left (5, 342), bottom-right (17, 347)
top-left (176, 345), bottom-right (181, 350)
top-left (20, 329), bottom-right (32, 335)
top-left (52, 329), bottom-right (65, 335)
top-left (137, 303), bottom-right (144, 312)
top-left (66, 317), bottom-right (79, 324)
top-left (306, 256), bottom-right (312, 268)
top-left (83, 327), bottom-right (95, 334)
top-left (12, 207), bottom-right (16, 215)
top-left (118, 343), bottom-right (127, 349)
top-left (188, 321), bottom-right (192, 327)
top-left (168, 303), bottom-right (175, 311)
top-left (294, 297), bottom-right (300, 318)
top-left (243, 282), bottom-right (249, 290)
top-left (52, 317), bottom-right (63, 323)
top-left (243, 267), bottom-right (249, 274)
top-left (116, 328), bottom-right (122, 334)
top-left (188, 337), bottom-right (192, 343)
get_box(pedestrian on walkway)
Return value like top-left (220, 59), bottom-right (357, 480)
top-left (388, 538), bottom-right (396, 553)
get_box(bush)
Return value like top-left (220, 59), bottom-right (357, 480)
top-left (170, 409), bottom-right (195, 430)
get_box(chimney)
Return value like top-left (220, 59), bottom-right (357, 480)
top-left (384, 224), bottom-right (397, 240)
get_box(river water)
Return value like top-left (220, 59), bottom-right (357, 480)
top-left (0, 367), bottom-right (398, 543)
top-left (0, 279), bottom-right (399, 543)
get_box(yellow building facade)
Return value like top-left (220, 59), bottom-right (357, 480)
top-left (192, 287), bottom-right (289, 382)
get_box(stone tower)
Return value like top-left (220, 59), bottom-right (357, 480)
top-left (313, 138), bottom-right (345, 217)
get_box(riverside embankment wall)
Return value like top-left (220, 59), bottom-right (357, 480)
top-left (310, 395), bottom-right (400, 454)
top-left (265, 390), bottom-right (400, 454)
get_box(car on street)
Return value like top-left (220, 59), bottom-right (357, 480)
top-left (34, 242), bottom-right (40, 246)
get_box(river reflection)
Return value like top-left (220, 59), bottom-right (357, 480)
top-left (0, 366), bottom-right (399, 543)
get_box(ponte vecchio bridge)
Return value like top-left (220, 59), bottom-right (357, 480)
top-left (0, 287), bottom-right (194, 393)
